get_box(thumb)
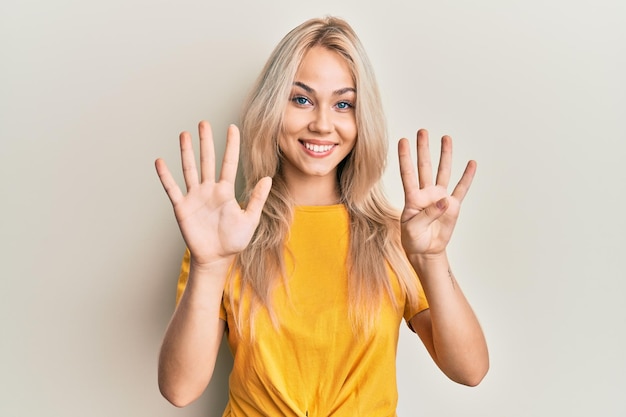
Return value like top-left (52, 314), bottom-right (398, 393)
top-left (419, 197), bottom-right (449, 225)
top-left (244, 177), bottom-right (272, 219)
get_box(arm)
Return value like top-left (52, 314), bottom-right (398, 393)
top-left (398, 129), bottom-right (488, 386)
top-left (158, 260), bottom-right (228, 407)
top-left (155, 122), bottom-right (271, 406)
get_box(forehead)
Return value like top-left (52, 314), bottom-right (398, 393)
top-left (294, 46), bottom-right (355, 88)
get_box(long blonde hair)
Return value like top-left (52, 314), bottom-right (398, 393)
top-left (235, 16), bottom-right (419, 334)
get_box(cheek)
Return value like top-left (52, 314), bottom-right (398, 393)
top-left (282, 108), bottom-right (308, 134)
top-left (277, 133), bottom-right (288, 153)
top-left (338, 118), bottom-right (358, 143)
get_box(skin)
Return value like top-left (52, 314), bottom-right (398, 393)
top-left (279, 47), bottom-right (358, 205)
top-left (155, 46), bottom-right (488, 407)
top-left (155, 123), bottom-right (271, 406)
top-left (399, 130), bottom-right (489, 386)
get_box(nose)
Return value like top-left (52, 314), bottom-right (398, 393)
top-left (308, 106), bottom-right (333, 134)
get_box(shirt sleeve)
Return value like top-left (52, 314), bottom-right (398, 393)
top-left (175, 248), bottom-right (227, 321)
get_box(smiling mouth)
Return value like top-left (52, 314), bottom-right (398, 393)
top-left (300, 141), bottom-right (336, 154)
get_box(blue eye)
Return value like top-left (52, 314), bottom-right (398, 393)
top-left (292, 96), bottom-right (311, 106)
top-left (336, 101), bottom-right (353, 110)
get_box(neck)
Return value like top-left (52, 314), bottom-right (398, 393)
top-left (282, 172), bottom-right (341, 206)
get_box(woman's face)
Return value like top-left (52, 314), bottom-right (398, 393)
top-left (278, 46), bottom-right (357, 184)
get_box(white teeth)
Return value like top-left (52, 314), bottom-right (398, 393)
top-left (304, 142), bottom-right (334, 153)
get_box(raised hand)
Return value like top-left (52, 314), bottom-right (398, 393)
top-left (398, 129), bottom-right (476, 258)
top-left (155, 121), bottom-right (272, 267)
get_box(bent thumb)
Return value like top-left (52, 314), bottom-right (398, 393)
top-left (421, 197), bottom-right (448, 224)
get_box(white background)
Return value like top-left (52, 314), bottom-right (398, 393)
top-left (1, 0), bottom-right (624, 416)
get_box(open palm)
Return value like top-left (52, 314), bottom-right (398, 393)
top-left (398, 129), bottom-right (476, 257)
top-left (155, 121), bottom-right (272, 266)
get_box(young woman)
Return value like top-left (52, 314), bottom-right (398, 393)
top-left (155, 16), bottom-right (488, 417)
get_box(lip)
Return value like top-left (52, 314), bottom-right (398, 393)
top-left (299, 139), bottom-right (338, 157)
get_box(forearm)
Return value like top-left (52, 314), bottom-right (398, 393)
top-left (409, 252), bottom-right (489, 386)
top-left (158, 258), bottom-right (230, 407)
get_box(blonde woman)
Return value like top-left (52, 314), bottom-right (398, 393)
top-left (155, 16), bottom-right (488, 417)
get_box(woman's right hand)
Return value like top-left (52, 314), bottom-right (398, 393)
top-left (155, 121), bottom-right (272, 268)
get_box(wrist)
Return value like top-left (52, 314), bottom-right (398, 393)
top-left (189, 254), bottom-right (234, 275)
top-left (408, 251), bottom-right (449, 275)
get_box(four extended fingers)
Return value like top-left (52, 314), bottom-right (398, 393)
top-left (400, 129), bottom-right (476, 201)
top-left (160, 123), bottom-right (475, 207)
top-left (164, 121), bottom-right (242, 186)
top-left (155, 121), bottom-right (242, 204)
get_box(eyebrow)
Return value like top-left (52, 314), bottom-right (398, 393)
top-left (293, 81), bottom-right (356, 96)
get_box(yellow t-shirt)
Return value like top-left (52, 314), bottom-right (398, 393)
top-left (176, 204), bottom-right (429, 417)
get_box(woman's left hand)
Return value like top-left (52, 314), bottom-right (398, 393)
top-left (398, 129), bottom-right (476, 258)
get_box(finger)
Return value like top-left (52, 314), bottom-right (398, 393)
top-left (412, 197), bottom-right (449, 229)
top-left (451, 160), bottom-right (477, 203)
top-left (435, 135), bottom-right (452, 188)
top-left (416, 129), bottom-right (433, 188)
top-left (244, 176), bottom-right (272, 219)
top-left (219, 124), bottom-right (241, 184)
top-left (155, 158), bottom-right (184, 204)
top-left (179, 131), bottom-right (199, 191)
top-left (198, 121), bottom-right (216, 183)
top-left (398, 138), bottom-right (419, 202)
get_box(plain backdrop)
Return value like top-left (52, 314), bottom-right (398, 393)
top-left (1, 0), bottom-right (624, 416)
